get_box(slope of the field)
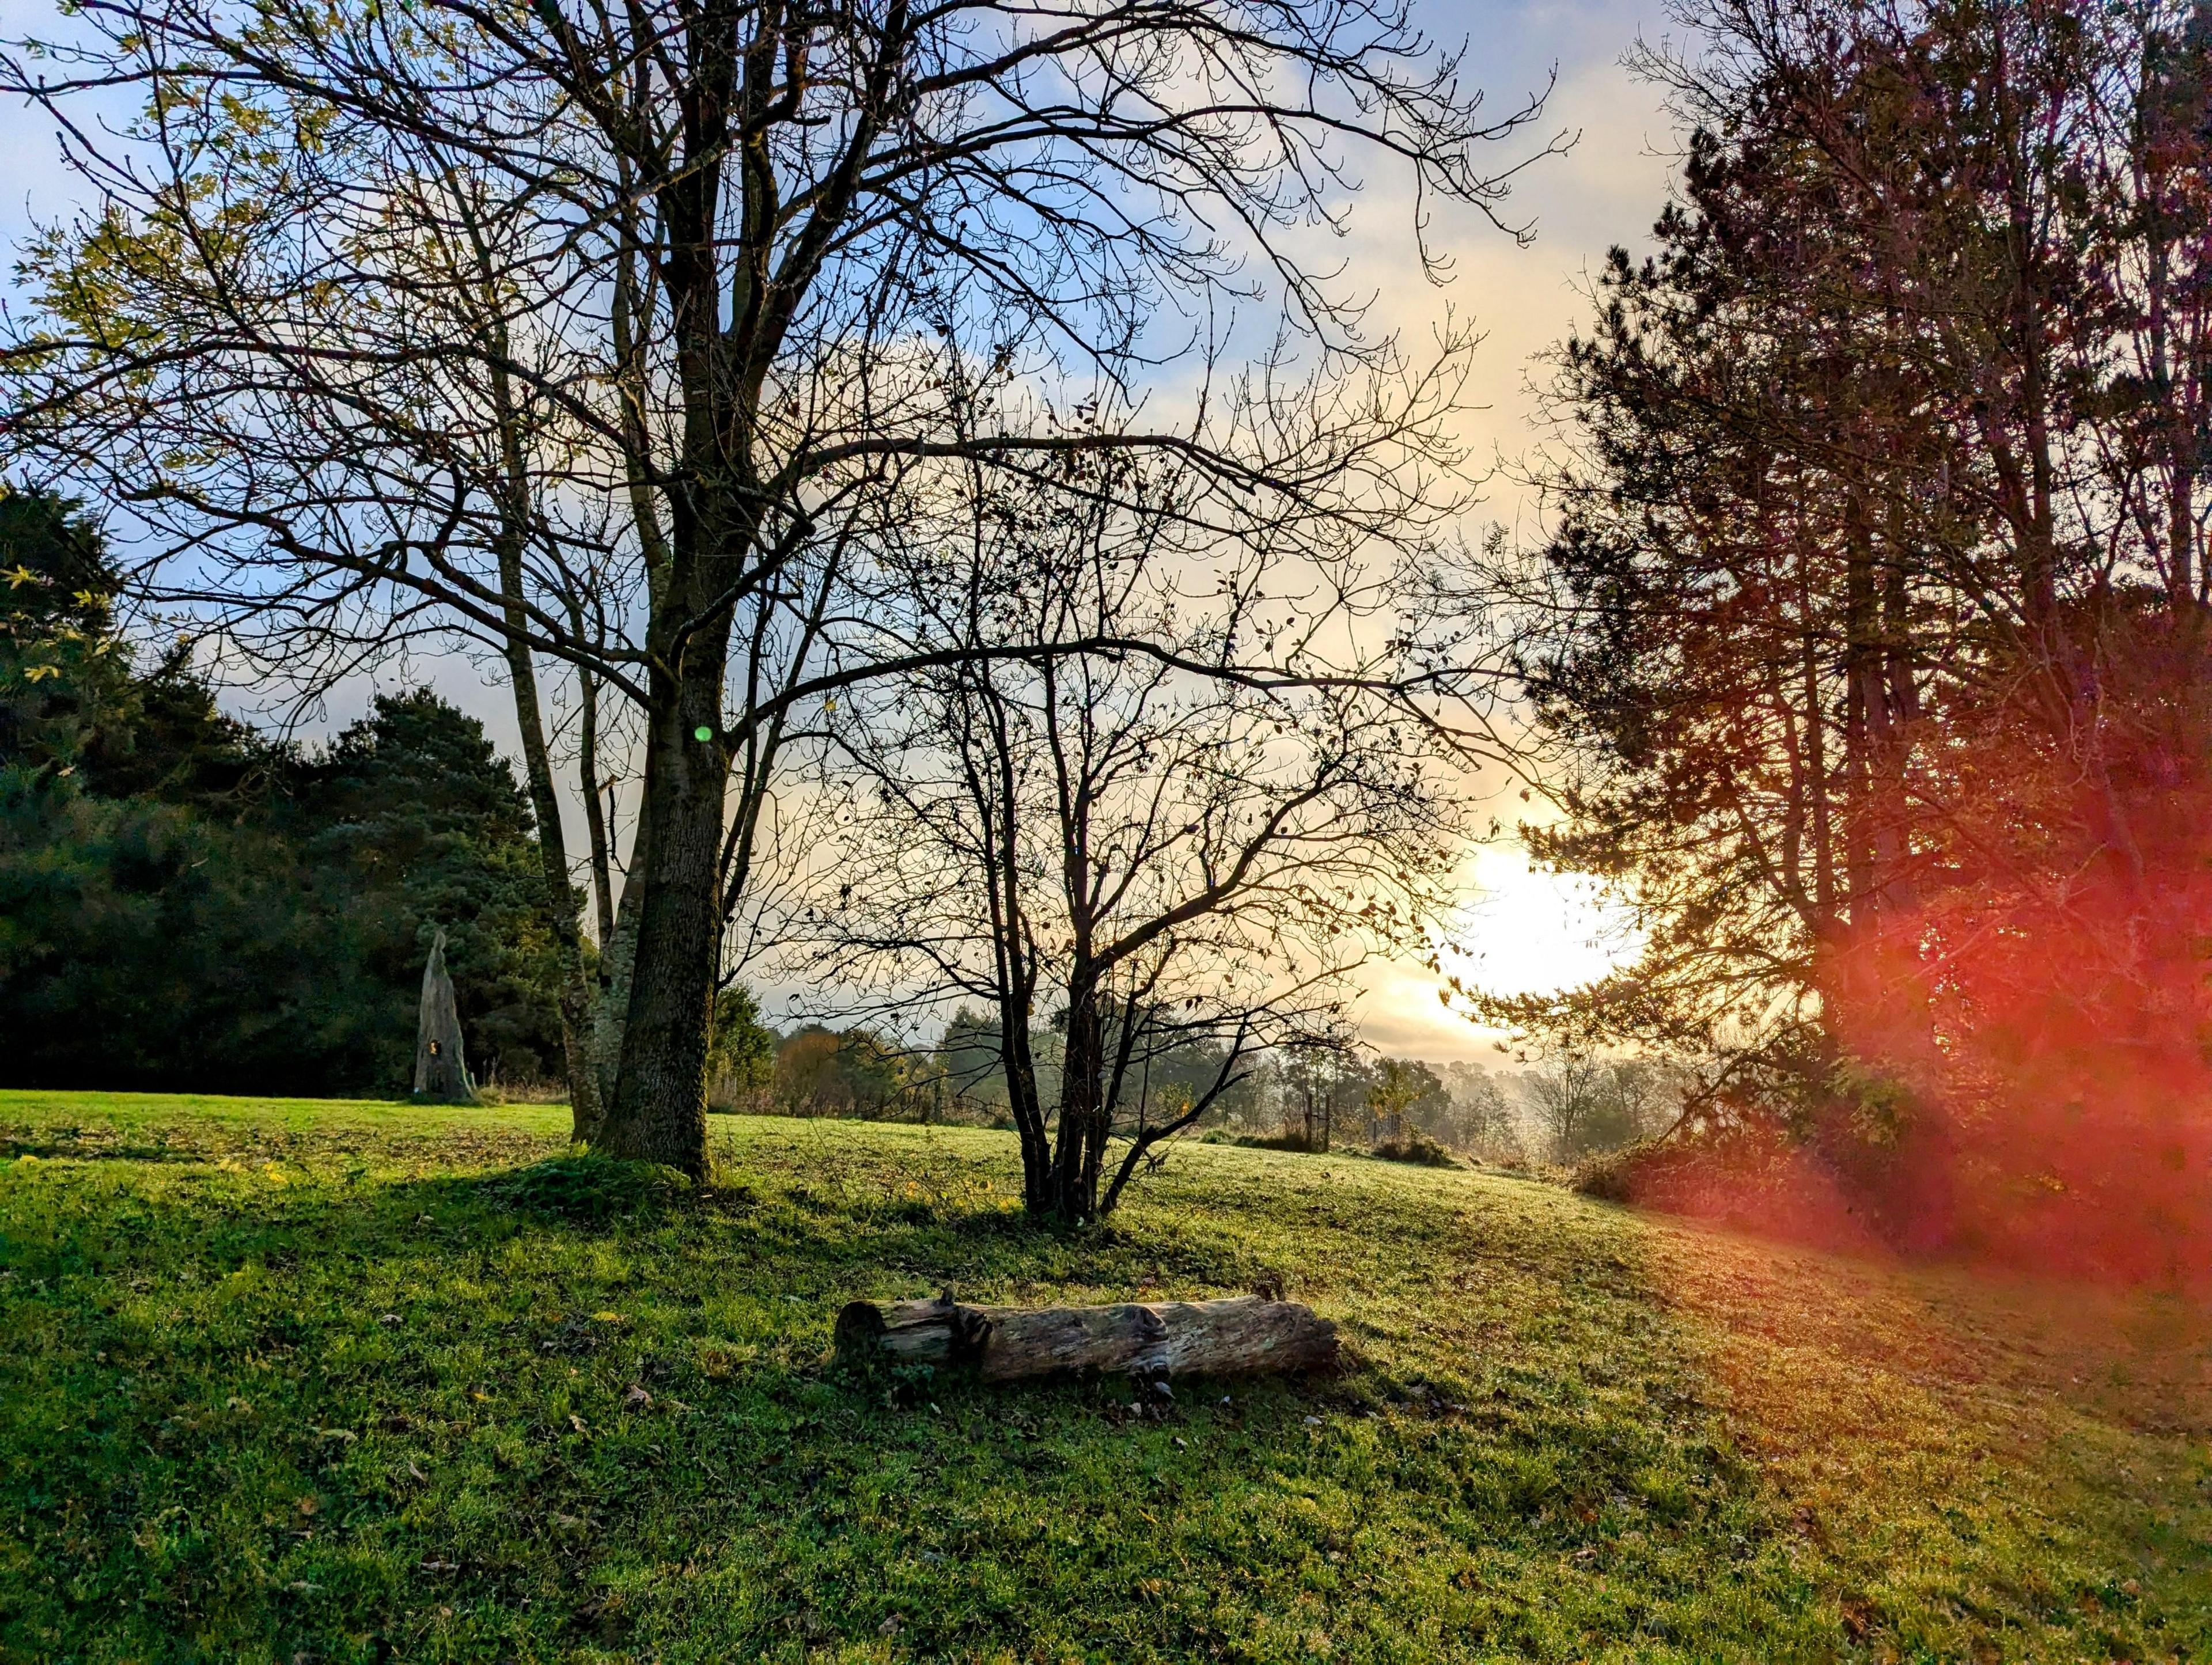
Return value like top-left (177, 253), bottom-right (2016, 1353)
top-left (0, 1091), bottom-right (2205, 1664)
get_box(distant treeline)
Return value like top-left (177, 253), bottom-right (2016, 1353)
top-left (0, 490), bottom-right (568, 1095)
top-left (718, 1000), bottom-right (1674, 1167)
top-left (711, 1005), bottom-right (1281, 1133)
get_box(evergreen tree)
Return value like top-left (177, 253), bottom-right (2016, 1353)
top-left (0, 493), bottom-right (570, 1094)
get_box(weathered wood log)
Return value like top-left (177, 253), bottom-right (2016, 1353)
top-left (834, 1288), bottom-right (1338, 1381)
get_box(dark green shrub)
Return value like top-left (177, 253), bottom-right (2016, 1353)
top-left (1370, 1134), bottom-right (1460, 1168)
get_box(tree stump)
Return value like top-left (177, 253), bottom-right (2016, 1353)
top-left (412, 928), bottom-right (475, 1102)
top-left (833, 1289), bottom-right (1338, 1381)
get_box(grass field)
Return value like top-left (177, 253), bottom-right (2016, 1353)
top-left (0, 1090), bottom-right (2206, 1663)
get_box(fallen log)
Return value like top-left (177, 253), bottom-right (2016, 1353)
top-left (833, 1288), bottom-right (1338, 1381)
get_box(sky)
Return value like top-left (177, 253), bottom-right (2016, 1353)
top-left (1324, 0), bottom-right (1683, 1057)
top-left (0, 0), bottom-right (1683, 1061)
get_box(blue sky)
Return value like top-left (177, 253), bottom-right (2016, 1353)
top-left (0, 0), bottom-right (1680, 1057)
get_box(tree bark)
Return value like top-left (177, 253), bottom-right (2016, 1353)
top-left (601, 662), bottom-right (730, 1177)
top-left (596, 13), bottom-right (752, 1181)
top-left (493, 540), bottom-right (603, 1144)
top-left (577, 661), bottom-right (617, 953)
top-left (1049, 978), bottom-right (1106, 1220)
top-left (1841, 490), bottom-right (1877, 927)
top-left (834, 1291), bottom-right (1339, 1381)
top-left (458, 187), bottom-right (605, 1142)
top-left (588, 852), bottom-right (643, 1135)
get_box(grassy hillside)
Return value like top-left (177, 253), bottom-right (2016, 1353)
top-left (0, 1091), bottom-right (2205, 1663)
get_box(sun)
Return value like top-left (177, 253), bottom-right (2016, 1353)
top-left (1354, 845), bottom-right (1643, 1059)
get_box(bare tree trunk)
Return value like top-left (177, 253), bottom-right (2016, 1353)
top-left (1872, 521), bottom-right (1918, 912)
top-left (1002, 1005), bottom-right (1051, 1211)
top-left (589, 801), bottom-right (646, 1132)
top-left (577, 661), bottom-right (617, 952)
top-left (1842, 494), bottom-right (1878, 927)
top-left (492, 535), bottom-right (603, 1141)
top-left (1050, 978), bottom-right (1106, 1220)
top-left (602, 647), bottom-right (731, 1177)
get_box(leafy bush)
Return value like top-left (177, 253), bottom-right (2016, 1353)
top-left (1369, 1134), bottom-right (1460, 1168)
top-left (1571, 1137), bottom-right (1670, 1203)
top-left (1226, 1131), bottom-right (1322, 1154)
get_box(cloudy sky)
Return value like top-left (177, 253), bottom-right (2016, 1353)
top-left (1332, 0), bottom-right (1685, 1056)
top-left (0, 0), bottom-right (1684, 1060)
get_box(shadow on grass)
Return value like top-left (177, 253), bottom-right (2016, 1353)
top-left (483, 1153), bottom-right (704, 1223)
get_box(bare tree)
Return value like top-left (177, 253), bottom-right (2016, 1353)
top-left (787, 447), bottom-right (1464, 1219)
top-left (1522, 1048), bottom-right (1611, 1162)
top-left (0, 75), bottom-right (643, 1128)
top-left (1590, 1059), bottom-right (1679, 1146)
top-left (3, 0), bottom-right (1550, 1175)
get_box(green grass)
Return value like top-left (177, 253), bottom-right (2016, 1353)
top-left (0, 1090), bottom-right (2205, 1664)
